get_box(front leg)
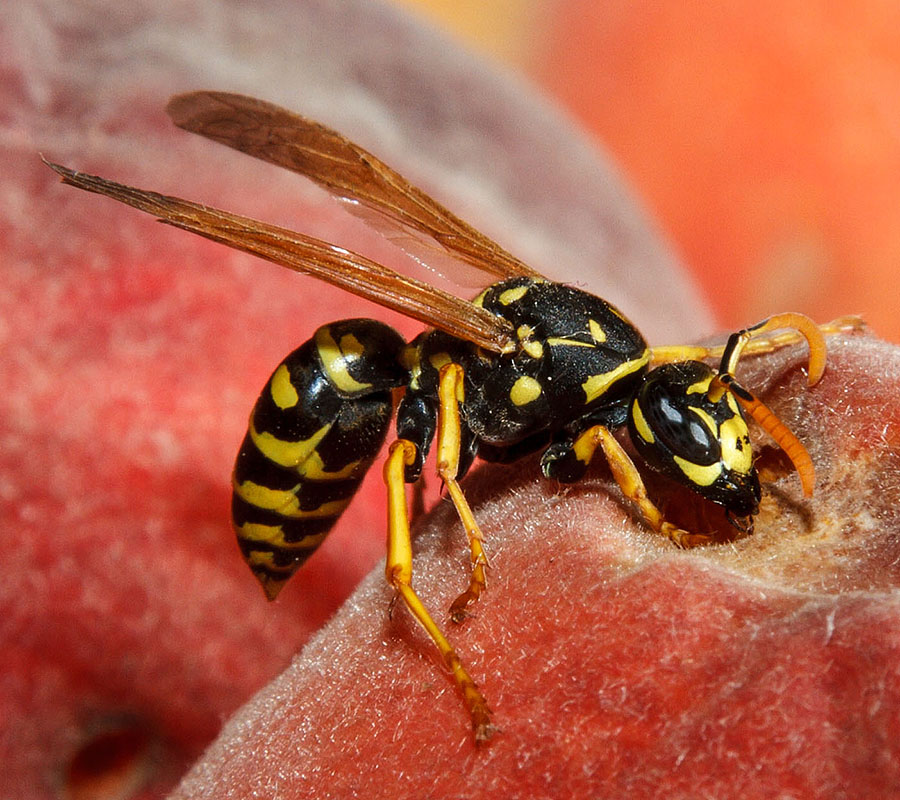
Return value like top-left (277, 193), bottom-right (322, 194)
top-left (650, 314), bottom-right (864, 371)
top-left (541, 426), bottom-right (711, 548)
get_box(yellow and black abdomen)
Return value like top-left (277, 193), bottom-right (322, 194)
top-left (231, 319), bottom-right (409, 600)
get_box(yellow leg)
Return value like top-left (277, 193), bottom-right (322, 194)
top-left (436, 364), bottom-right (490, 623)
top-left (651, 315), bottom-right (865, 374)
top-left (573, 425), bottom-right (711, 548)
top-left (383, 440), bottom-right (494, 743)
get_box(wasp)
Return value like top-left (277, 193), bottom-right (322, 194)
top-left (46, 92), bottom-right (861, 744)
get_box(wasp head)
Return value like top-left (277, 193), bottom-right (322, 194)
top-left (627, 361), bottom-right (761, 522)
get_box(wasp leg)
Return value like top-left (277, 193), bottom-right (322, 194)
top-left (571, 425), bottom-right (711, 548)
top-left (434, 363), bottom-right (490, 624)
top-left (383, 439), bottom-right (494, 743)
top-left (650, 315), bottom-right (865, 371)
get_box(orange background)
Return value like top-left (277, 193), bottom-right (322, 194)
top-left (396, 0), bottom-right (900, 342)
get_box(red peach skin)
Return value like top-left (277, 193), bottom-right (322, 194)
top-left (1, 1), bottom-right (710, 798)
top-left (169, 334), bottom-right (900, 799)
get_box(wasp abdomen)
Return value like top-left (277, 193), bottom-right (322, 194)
top-left (232, 319), bottom-right (408, 600)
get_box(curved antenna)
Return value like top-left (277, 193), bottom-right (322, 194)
top-left (718, 312), bottom-right (827, 387)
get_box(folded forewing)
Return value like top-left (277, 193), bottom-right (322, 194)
top-left (45, 161), bottom-right (516, 353)
top-left (166, 91), bottom-right (542, 284)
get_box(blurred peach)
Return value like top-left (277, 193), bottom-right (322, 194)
top-left (540, 1), bottom-right (900, 340)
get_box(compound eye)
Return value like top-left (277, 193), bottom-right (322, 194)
top-left (641, 378), bottom-right (720, 466)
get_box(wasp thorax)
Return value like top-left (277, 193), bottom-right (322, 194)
top-left (449, 278), bottom-right (651, 444)
top-left (628, 361), bottom-right (761, 519)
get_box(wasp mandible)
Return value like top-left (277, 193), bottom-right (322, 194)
top-left (46, 92), bottom-right (862, 744)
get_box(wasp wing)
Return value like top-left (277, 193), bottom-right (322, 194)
top-left (166, 91), bottom-right (543, 284)
top-left (45, 160), bottom-right (515, 353)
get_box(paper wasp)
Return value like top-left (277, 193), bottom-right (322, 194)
top-left (46, 91), bottom-right (860, 744)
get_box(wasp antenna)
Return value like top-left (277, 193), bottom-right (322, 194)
top-left (730, 382), bottom-right (816, 497)
top-left (721, 312), bottom-right (828, 387)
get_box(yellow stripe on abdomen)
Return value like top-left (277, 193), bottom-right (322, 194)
top-left (233, 477), bottom-right (351, 518)
top-left (249, 421), bottom-right (332, 469)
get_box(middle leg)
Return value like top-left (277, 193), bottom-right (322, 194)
top-left (435, 363), bottom-right (490, 623)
